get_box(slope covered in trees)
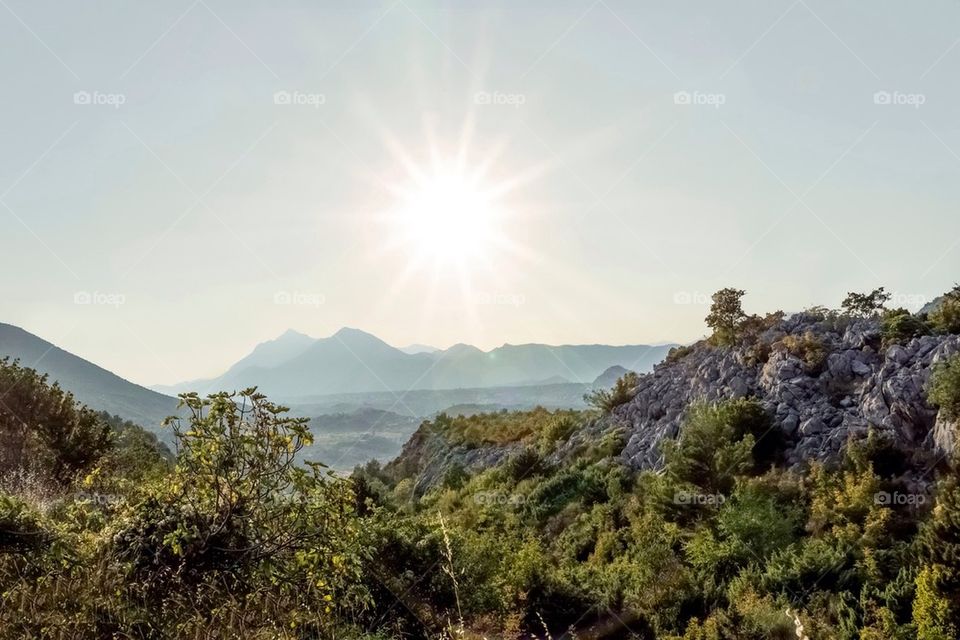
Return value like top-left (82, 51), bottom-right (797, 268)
top-left (3, 286), bottom-right (960, 638)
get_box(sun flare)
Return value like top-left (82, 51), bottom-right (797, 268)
top-left (391, 166), bottom-right (501, 266)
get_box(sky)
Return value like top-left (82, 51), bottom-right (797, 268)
top-left (2, 1), bottom-right (959, 386)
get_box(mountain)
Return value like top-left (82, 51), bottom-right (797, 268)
top-left (592, 364), bottom-right (631, 388)
top-left (0, 323), bottom-right (179, 435)
top-left (158, 328), bottom-right (676, 399)
top-left (398, 343), bottom-right (439, 355)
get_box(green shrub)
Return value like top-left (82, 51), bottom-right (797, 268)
top-left (929, 355), bottom-right (960, 421)
top-left (584, 371), bottom-right (639, 414)
top-left (663, 399), bottom-right (779, 496)
top-left (113, 389), bottom-right (369, 630)
top-left (0, 358), bottom-right (111, 484)
top-left (842, 287), bottom-right (891, 317)
top-left (706, 288), bottom-right (748, 346)
top-left (882, 308), bottom-right (930, 346)
top-left (929, 285), bottom-right (960, 335)
top-left (777, 331), bottom-right (828, 374)
top-left (666, 344), bottom-right (695, 364)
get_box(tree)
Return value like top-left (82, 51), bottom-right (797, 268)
top-left (841, 287), bottom-right (891, 317)
top-left (114, 388), bottom-right (368, 629)
top-left (0, 358), bottom-right (111, 484)
top-left (929, 355), bottom-right (960, 421)
top-left (929, 284), bottom-right (960, 335)
top-left (705, 288), bottom-right (747, 346)
top-left (584, 371), bottom-right (640, 414)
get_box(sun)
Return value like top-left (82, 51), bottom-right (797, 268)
top-left (391, 166), bottom-right (501, 266)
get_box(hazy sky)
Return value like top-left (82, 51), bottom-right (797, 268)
top-left (2, 1), bottom-right (959, 385)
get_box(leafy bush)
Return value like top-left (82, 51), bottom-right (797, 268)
top-left (842, 287), bottom-right (891, 317)
top-left (584, 371), bottom-right (640, 414)
top-left (706, 288), bottom-right (748, 346)
top-left (0, 358), bottom-right (111, 484)
top-left (929, 355), bottom-right (960, 421)
top-left (777, 331), bottom-right (828, 374)
top-left (883, 308), bottom-right (930, 346)
top-left (929, 284), bottom-right (960, 335)
top-left (666, 344), bottom-right (695, 364)
top-left (113, 389), bottom-right (369, 631)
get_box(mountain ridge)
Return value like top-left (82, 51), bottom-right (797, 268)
top-left (153, 327), bottom-right (676, 398)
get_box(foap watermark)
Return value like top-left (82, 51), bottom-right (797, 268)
top-left (273, 290), bottom-right (325, 307)
top-left (674, 90), bottom-right (725, 109)
top-left (674, 490), bottom-right (725, 506)
top-left (73, 291), bottom-right (125, 308)
top-left (889, 292), bottom-right (928, 311)
top-left (873, 90), bottom-right (925, 109)
top-left (73, 90), bottom-right (126, 109)
top-left (474, 292), bottom-right (525, 307)
top-left (76, 491), bottom-right (122, 507)
top-left (874, 491), bottom-right (926, 507)
top-left (474, 91), bottom-right (526, 108)
top-left (673, 291), bottom-right (710, 305)
top-left (473, 491), bottom-right (528, 506)
top-left (273, 90), bottom-right (326, 108)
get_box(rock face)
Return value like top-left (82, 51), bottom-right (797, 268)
top-left (388, 313), bottom-right (960, 491)
top-left (565, 313), bottom-right (960, 470)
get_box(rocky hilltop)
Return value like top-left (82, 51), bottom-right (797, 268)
top-left (389, 307), bottom-right (960, 493)
top-left (574, 311), bottom-right (960, 470)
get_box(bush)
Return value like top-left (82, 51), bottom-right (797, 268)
top-left (706, 288), bottom-right (748, 346)
top-left (0, 358), bottom-right (111, 484)
top-left (113, 389), bottom-right (369, 631)
top-left (663, 399), bottom-right (779, 496)
top-left (666, 344), bottom-right (695, 364)
top-left (929, 285), bottom-right (960, 335)
top-left (584, 371), bottom-right (640, 414)
top-left (777, 331), bottom-right (828, 375)
top-left (929, 355), bottom-right (960, 421)
top-left (842, 287), bottom-right (891, 317)
top-left (883, 308), bottom-right (930, 346)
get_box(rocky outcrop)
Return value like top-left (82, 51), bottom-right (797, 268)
top-left (388, 313), bottom-right (960, 491)
top-left (566, 313), bottom-right (960, 470)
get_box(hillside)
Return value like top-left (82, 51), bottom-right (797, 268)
top-left (388, 306), bottom-right (960, 494)
top-left (0, 323), bottom-right (179, 438)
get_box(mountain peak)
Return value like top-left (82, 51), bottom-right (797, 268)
top-left (278, 328), bottom-right (312, 341)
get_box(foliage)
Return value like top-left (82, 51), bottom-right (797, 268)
top-left (928, 284), bottom-right (960, 335)
top-left (584, 371), bottom-right (640, 414)
top-left (841, 287), bottom-right (891, 318)
top-left (777, 331), bottom-right (828, 375)
top-left (666, 344), bottom-right (695, 364)
top-left (705, 288), bottom-right (748, 346)
top-left (928, 355), bottom-right (960, 421)
top-left (428, 407), bottom-right (585, 448)
top-left (0, 357), bottom-right (112, 484)
top-left (882, 308), bottom-right (931, 347)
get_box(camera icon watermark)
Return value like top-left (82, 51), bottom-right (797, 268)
top-left (473, 491), bottom-right (528, 506)
top-left (73, 291), bottom-right (125, 308)
top-left (73, 90), bottom-right (126, 109)
top-left (473, 292), bottom-right (525, 307)
top-left (673, 490), bottom-right (725, 505)
top-left (874, 491), bottom-right (926, 506)
top-left (474, 91), bottom-right (526, 108)
top-left (673, 291), bottom-right (710, 305)
top-left (273, 90), bottom-right (326, 108)
top-left (889, 292), bottom-right (928, 311)
top-left (273, 290), bottom-right (325, 307)
top-left (873, 90), bottom-right (925, 109)
top-left (674, 90), bottom-right (725, 109)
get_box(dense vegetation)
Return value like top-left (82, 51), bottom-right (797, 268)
top-left (3, 286), bottom-right (960, 638)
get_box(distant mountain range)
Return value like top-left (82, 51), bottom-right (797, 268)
top-left (0, 323), bottom-right (179, 438)
top-left (152, 328), bottom-right (676, 399)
